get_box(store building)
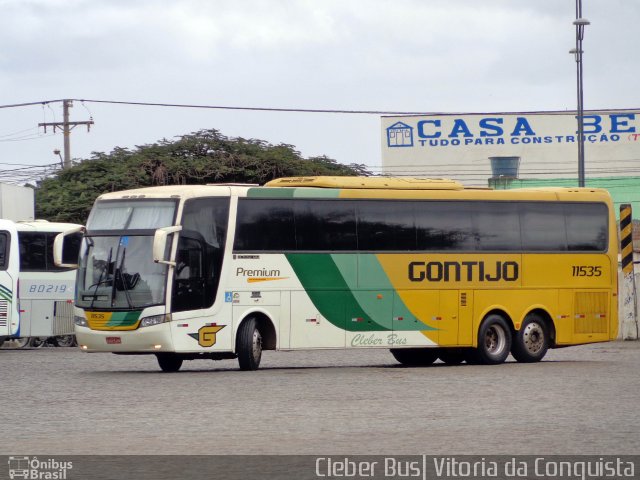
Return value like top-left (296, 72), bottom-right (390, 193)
top-left (381, 109), bottom-right (640, 222)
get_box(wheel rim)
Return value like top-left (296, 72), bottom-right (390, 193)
top-left (14, 338), bottom-right (30, 348)
top-left (484, 324), bottom-right (507, 357)
top-left (252, 329), bottom-right (262, 361)
top-left (522, 322), bottom-right (545, 354)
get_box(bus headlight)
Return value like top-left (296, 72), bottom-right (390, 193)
top-left (140, 314), bottom-right (171, 328)
top-left (74, 316), bottom-right (88, 327)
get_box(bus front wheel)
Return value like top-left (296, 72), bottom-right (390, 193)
top-left (511, 314), bottom-right (549, 363)
top-left (390, 348), bottom-right (439, 366)
top-left (476, 314), bottom-right (512, 365)
top-left (156, 353), bottom-right (183, 372)
top-left (237, 318), bottom-right (262, 371)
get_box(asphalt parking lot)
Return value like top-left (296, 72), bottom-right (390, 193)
top-left (1, 340), bottom-right (639, 456)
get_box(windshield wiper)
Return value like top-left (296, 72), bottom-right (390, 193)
top-left (115, 247), bottom-right (134, 309)
top-left (90, 247), bottom-right (112, 309)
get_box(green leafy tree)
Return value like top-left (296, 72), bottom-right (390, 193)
top-left (35, 129), bottom-right (369, 223)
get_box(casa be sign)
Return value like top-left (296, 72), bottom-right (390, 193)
top-left (381, 109), bottom-right (640, 182)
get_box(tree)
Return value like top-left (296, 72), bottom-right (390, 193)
top-left (35, 129), bottom-right (369, 223)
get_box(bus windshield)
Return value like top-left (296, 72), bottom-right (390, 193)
top-left (78, 199), bottom-right (178, 309)
top-left (77, 235), bottom-right (168, 309)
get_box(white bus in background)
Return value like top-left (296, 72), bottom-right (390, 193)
top-left (0, 219), bottom-right (83, 348)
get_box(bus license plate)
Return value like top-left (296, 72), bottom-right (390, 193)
top-left (106, 337), bottom-right (122, 344)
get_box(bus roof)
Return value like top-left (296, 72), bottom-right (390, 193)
top-left (15, 220), bottom-right (83, 232)
top-left (94, 178), bottom-right (613, 203)
top-left (265, 176), bottom-right (464, 190)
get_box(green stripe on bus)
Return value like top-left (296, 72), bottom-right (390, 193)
top-left (247, 188), bottom-right (295, 198)
top-left (106, 311), bottom-right (142, 327)
top-left (286, 253), bottom-right (389, 331)
top-left (247, 188), bottom-right (340, 199)
top-left (285, 253), bottom-right (435, 332)
top-left (334, 254), bottom-right (436, 332)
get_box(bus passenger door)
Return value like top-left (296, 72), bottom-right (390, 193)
top-left (289, 290), bottom-right (346, 349)
top-left (0, 226), bottom-right (18, 338)
top-left (0, 263), bottom-right (14, 337)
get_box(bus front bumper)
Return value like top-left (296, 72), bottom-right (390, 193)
top-left (75, 323), bottom-right (175, 353)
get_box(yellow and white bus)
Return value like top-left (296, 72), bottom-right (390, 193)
top-left (55, 177), bottom-right (618, 371)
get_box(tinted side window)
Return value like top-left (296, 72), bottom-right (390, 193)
top-left (173, 197), bottom-right (230, 311)
top-left (61, 232), bottom-right (83, 266)
top-left (357, 201), bottom-right (416, 251)
top-left (295, 200), bottom-right (357, 251)
top-left (521, 203), bottom-right (567, 251)
top-left (0, 232), bottom-right (8, 270)
top-left (18, 232), bottom-right (47, 271)
top-left (475, 202), bottom-right (521, 251)
top-left (566, 203), bottom-right (608, 251)
top-left (235, 199), bottom-right (295, 251)
top-left (45, 233), bottom-right (78, 271)
top-left (415, 202), bottom-right (477, 251)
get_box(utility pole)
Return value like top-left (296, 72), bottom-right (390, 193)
top-left (570, 0), bottom-right (590, 187)
top-left (39, 99), bottom-right (94, 169)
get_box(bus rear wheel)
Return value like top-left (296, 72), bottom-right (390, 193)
top-left (156, 353), bottom-right (183, 372)
top-left (476, 314), bottom-right (512, 365)
top-left (390, 348), bottom-right (438, 366)
top-left (237, 318), bottom-right (262, 371)
top-left (511, 314), bottom-right (549, 363)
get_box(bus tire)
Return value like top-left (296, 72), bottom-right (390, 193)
top-left (11, 337), bottom-right (30, 349)
top-left (476, 314), bottom-right (512, 365)
top-left (438, 348), bottom-right (466, 365)
top-left (156, 353), bottom-right (183, 372)
top-left (29, 337), bottom-right (47, 348)
top-left (55, 335), bottom-right (76, 348)
top-left (511, 314), bottom-right (549, 363)
top-left (237, 318), bottom-right (262, 371)
top-left (390, 348), bottom-right (438, 366)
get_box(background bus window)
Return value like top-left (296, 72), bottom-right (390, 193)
top-left (60, 232), bottom-right (83, 265)
top-left (18, 232), bottom-right (47, 271)
top-left (19, 232), bottom-right (79, 272)
top-left (0, 232), bottom-right (8, 270)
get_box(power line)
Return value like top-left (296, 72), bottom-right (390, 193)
top-left (76, 98), bottom-right (437, 115)
top-left (0, 100), bottom-right (66, 110)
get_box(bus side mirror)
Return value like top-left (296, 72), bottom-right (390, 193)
top-left (53, 226), bottom-right (85, 268)
top-left (153, 225), bottom-right (182, 266)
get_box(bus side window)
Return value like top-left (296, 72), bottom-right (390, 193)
top-left (172, 235), bottom-right (206, 312)
top-left (0, 232), bottom-right (8, 270)
top-left (60, 232), bottom-right (83, 267)
top-left (172, 197), bottom-right (230, 312)
top-left (18, 232), bottom-right (47, 271)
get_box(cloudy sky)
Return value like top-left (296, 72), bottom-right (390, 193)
top-left (0, 0), bottom-right (638, 183)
